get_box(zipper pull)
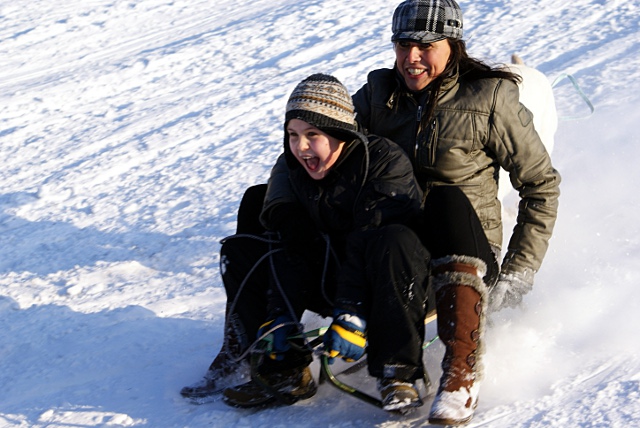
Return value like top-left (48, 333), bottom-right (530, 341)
top-left (416, 105), bottom-right (422, 122)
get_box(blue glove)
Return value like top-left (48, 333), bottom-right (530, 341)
top-left (257, 315), bottom-right (296, 361)
top-left (323, 310), bottom-right (367, 364)
top-left (488, 270), bottom-right (534, 313)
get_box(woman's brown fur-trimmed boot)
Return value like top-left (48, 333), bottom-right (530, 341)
top-left (428, 255), bottom-right (487, 426)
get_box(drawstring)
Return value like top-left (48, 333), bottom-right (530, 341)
top-left (267, 236), bottom-right (304, 329)
top-left (319, 233), bottom-right (337, 308)
top-left (222, 231), bottom-right (337, 362)
top-left (350, 134), bottom-right (370, 223)
top-left (220, 233), bottom-right (281, 362)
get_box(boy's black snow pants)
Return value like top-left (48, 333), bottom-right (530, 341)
top-left (334, 224), bottom-right (431, 382)
top-left (221, 183), bottom-right (498, 380)
top-left (216, 185), bottom-right (269, 359)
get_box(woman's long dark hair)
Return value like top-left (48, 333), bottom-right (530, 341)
top-left (448, 39), bottom-right (521, 83)
top-left (421, 38), bottom-right (521, 124)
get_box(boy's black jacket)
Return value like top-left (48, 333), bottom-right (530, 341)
top-left (278, 132), bottom-right (423, 238)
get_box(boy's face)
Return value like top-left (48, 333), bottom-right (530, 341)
top-left (287, 119), bottom-right (344, 180)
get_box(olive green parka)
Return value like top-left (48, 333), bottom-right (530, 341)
top-left (352, 67), bottom-right (561, 276)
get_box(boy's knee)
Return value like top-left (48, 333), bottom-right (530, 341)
top-left (236, 184), bottom-right (268, 235)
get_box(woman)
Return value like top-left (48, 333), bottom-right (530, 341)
top-left (354, 0), bottom-right (560, 424)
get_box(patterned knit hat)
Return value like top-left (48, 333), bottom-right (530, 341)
top-left (285, 74), bottom-right (359, 143)
top-left (391, 0), bottom-right (463, 44)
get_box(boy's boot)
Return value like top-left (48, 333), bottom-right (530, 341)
top-left (222, 346), bottom-right (316, 408)
top-left (180, 313), bottom-right (248, 399)
top-left (222, 364), bottom-right (316, 408)
top-left (377, 378), bottom-right (423, 413)
top-left (428, 255), bottom-right (487, 426)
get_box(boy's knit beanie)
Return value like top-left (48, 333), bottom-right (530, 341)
top-left (284, 74), bottom-right (359, 143)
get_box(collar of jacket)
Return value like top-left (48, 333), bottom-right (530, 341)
top-left (385, 64), bottom-right (459, 110)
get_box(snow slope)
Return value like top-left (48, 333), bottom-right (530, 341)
top-left (1, 0), bottom-right (639, 426)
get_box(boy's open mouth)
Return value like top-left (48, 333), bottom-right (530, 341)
top-left (303, 156), bottom-right (319, 171)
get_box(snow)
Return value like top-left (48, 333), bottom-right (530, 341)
top-left (1, 0), bottom-right (639, 426)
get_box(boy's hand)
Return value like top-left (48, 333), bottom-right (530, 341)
top-left (323, 310), bottom-right (367, 364)
top-left (257, 315), bottom-right (295, 360)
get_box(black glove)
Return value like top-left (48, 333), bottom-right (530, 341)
top-left (488, 270), bottom-right (534, 313)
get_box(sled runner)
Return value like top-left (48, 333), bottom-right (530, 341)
top-left (319, 309), bottom-right (438, 410)
top-left (246, 310), bottom-right (439, 410)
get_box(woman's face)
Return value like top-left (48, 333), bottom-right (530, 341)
top-left (287, 119), bottom-right (344, 180)
top-left (394, 39), bottom-right (452, 91)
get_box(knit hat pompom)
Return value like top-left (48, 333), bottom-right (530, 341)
top-left (284, 74), bottom-right (358, 142)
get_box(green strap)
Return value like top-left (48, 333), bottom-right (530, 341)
top-left (552, 73), bottom-right (595, 121)
top-left (289, 327), bottom-right (328, 339)
top-left (423, 335), bottom-right (439, 349)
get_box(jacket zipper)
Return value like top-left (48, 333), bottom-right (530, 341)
top-left (428, 118), bottom-right (437, 166)
top-left (414, 105), bottom-right (422, 161)
top-left (415, 105), bottom-right (437, 167)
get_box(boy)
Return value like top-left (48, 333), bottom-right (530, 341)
top-left (219, 74), bottom-right (432, 412)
